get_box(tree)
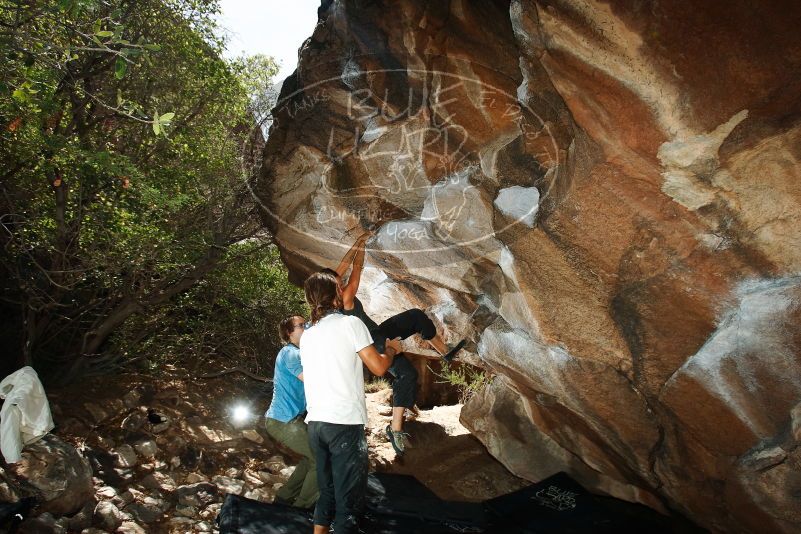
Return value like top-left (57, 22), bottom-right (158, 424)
top-left (0, 0), bottom-right (297, 382)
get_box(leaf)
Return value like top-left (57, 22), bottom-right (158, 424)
top-left (144, 44), bottom-right (162, 52)
top-left (159, 112), bottom-right (175, 123)
top-left (95, 30), bottom-right (114, 38)
top-left (114, 57), bottom-right (127, 79)
top-left (152, 119), bottom-right (161, 135)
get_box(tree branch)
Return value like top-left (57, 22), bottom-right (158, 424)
top-left (198, 367), bottom-right (271, 382)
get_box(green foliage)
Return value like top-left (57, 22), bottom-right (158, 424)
top-left (112, 243), bottom-right (307, 376)
top-left (0, 0), bottom-right (284, 379)
top-left (432, 361), bottom-right (492, 403)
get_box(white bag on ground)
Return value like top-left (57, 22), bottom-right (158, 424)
top-left (0, 366), bottom-right (54, 464)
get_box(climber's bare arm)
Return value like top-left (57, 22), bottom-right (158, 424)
top-left (334, 231), bottom-right (371, 277)
top-left (341, 239), bottom-right (366, 307)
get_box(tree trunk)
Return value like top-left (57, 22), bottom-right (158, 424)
top-left (73, 246), bottom-right (226, 373)
top-left (50, 170), bottom-right (69, 282)
top-left (81, 298), bottom-right (143, 357)
top-left (22, 304), bottom-right (35, 367)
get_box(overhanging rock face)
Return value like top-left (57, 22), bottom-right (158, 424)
top-left (256, 1), bottom-right (801, 531)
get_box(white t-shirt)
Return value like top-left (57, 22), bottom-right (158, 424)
top-left (300, 313), bottom-right (374, 425)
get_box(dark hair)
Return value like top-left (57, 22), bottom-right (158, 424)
top-left (320, 267), bottom-right (339, 278)
top-left (304, 271), bottom-right (342, 324)
top-left (321, 267), bottom-right (346, 287)
top-left (278, 315), bottom-right (303, 344)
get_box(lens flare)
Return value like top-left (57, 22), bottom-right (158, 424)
top-left (232, 404), bottom-right (250, 423)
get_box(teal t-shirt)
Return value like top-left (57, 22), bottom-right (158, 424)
top-left (265, 344), bottom-right (306, 423)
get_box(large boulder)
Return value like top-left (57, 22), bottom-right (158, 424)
top-left (257, 0), bottom-right (801, 531)
top-left (12, 434), bottom-right (93, 516)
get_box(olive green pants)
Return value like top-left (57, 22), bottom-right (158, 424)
top-left (264, 417), bottom-right (319, 509)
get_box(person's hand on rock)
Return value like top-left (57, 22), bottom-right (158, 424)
top-left (384, 338), bottom-right (402, 356)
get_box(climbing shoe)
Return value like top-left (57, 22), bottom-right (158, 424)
top-left (385, 424), bottom-right (411, 456)
top-left (442, 339), bottom-right (467, 363)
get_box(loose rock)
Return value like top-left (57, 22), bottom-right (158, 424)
top-left (242, 429), bottom-right (263, 444)
top-left (133, 439), bottom-right (159, 458)
top-left (211, 475), bottom-right (244, 495)
top-left (176, 482), bottom-right (220, 508)
top-left (112, 445), bottom-right (138, 468)
top-left (121, 412), bottom-right (146, 432)
top-left (124, 502), bottom-right (163, 524)
top-left (93, 501), bottom-right (124, 531)
top-left (117, 520), bottom-right (147, 534)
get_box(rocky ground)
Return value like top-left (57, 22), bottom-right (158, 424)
top-left (1, 367), bottom-right (526, 533)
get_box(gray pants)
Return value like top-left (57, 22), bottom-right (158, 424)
top-left (308, 421), bottom-right (368, 533)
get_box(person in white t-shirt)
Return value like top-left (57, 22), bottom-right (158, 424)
top-left (300, 270), bottom-right (401, 534)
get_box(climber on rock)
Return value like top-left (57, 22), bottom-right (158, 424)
top-left (323, 231), bottom-right (466, 456)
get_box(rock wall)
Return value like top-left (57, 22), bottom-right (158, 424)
top-left (256, 1), bottom-right (801, 531)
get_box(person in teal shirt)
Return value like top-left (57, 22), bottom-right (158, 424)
top-left (264, 315), bottom-right (318, 509)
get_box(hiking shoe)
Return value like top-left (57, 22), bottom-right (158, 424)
top-left (442, 339), bottom-right (467, 363)
top-left (386, 424), bottom-right (411, 456)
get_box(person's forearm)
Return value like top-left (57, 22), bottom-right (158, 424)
top-left (349, 245), bottom-right (365, 285)
top-left (379, 344), bottom-right (399, 373)
top-left (371, 352), bottom-right (394, 376)
top-left (358, 345), bottom-right (395, 376)
top-left (341, 239), bottom-right (367, 303)
top-left (334, 235), bottom-right (365, 276)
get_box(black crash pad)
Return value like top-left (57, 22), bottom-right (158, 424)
top-left (0, 497), bottom-right (36, 533)
top-left (485, 472), bottom-right (688, 533)
top-left (217, 472), bottom-right (486, 533)
top-left (217, 471), bottom-right (694, 533)
top-left (216, 495), bottom-right (313, 534)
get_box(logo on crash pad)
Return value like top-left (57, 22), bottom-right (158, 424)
top-left (533, 485), bottom-right (578, 511)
